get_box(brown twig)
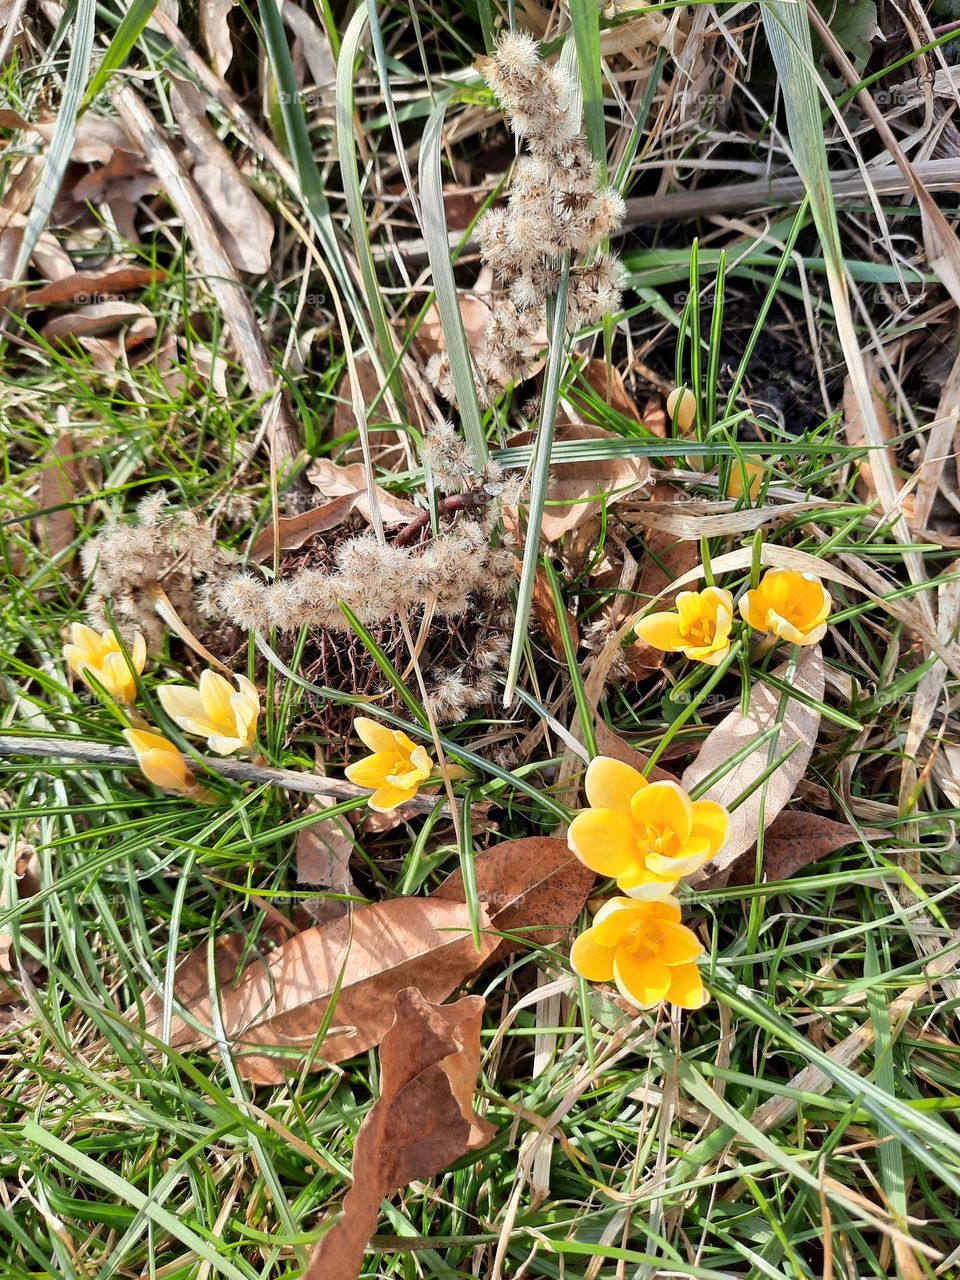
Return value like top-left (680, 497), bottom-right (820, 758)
top-left (393, 491), bottom-right (491, 547)
top-left (0, 735), bottom-right (448, 815)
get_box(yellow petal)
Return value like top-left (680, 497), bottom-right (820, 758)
top-left (634, 611), bottom-right (685, 652)
top-left (591, 897), bottom-right (649, 945)
top-left (682, 640), bottom-right (730, 667)
top-left (353, 716), bottom-right (399, 754)
top-left (157, 684), bottom-right (208, 726)
top-left (207, 733), bottom-right (247, 756)
top-left (644, 845), bottom-right (709, 879)
top-left (584, 755), bottom-right (646, 815)
top-left (793, 622), bottom-right (827, 645)
top-left (130, 632), bottom-right (147, 674)
top-left (630, 780), bottom-right (694, 844)
top-left (101, 651), bottom-right (136, 702)
top-left (198, 670), bottom-right (235, 730)
top-left (691, 800), bottom-right (730, 857)
top-left (620, 879), bottom-right (681, 902)
top-left (409, 745), bottom-right (434, 779)
top-left (70, 623), bottom-right (107, 661)
top-left (567, 809), bottom-right (637, 876)
top-left (123, 728), bottom-right (190, 791)
top-left (657, 922), bottom-right (704, 967)
top-left (569, 928), bottom-right (616, 982)
top-left (612, 952), bottom-right (671, 1008)
top-left (345, 752), bottom-right (393, 789)
top-left (368, 782), bottom-right (418, 812)
top-left (667, 962), bottom-right (709, 1010)
top-left (738, 590), bottom-right (766, 632)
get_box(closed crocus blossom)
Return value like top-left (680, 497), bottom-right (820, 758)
top-left (63, 624), bottom-right (146, 704)
top-left (739, 568), bottom-right (831, 646)
top-left (157, 670), bottom-right (259, 755)
top-left (345, 717), bottom-right (435, 812)
top-left (571, 894), bottom-right (708, 1010)
top-left (123, 728), bottom-right (193, 794)
top-left (634, 587), bottom-right (734, 667)
top-left (568, 756), bottom-right (729, 892)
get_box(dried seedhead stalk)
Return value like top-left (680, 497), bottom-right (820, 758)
top-left (427, 30), bottom-right (625, 409)
top-left (81, 492), bottom-right (237, 648)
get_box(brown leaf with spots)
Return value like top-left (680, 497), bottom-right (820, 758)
top-left (303, 987), bottom-right (494, 1280)
top-left (728, 811), bottom-right (886, 886)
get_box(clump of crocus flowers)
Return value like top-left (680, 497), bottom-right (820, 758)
top-left (635, 565), bottom-right (832, 668)
top-left (568, 756), bottom-right (728, 1011)
top-left (61, 624), bottom-right (260, 800)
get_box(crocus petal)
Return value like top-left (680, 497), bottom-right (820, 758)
top-left (691, 800), bottom-right (730, 856)
top-left (793, 622), bottom-right (827, 645)
top-left (353, 716), bottom-right (398, 754)
top-left (345, 752), bottom-right (396, 788)
top-left (645, 898), bottom-right (683, 925)
top-left (738, 591), bottom-right (766, 632)
top-left (70, 622), bottom-right (106, 659)
top-left (368, 782), bottom-right (418, 812)
top-left (630, 780), bottom-right (694, 844)
top-left (198, 670), bottom-right (235, 728)
top-left (591, 897), bottom-right (646, 944)
top-left (621, 878), bottom-right (681, 900)
top-left (130, 632), bottom-right (147, 673)
top-left (206, 733), bottom-right (247, 756)
top-left (667, 962), bottom-right (709, 1010)
top-left (612, 953), bottom-right (671, 1008)
top-left (567, 808), bottom-right (637, 877)
top-left (634, 611), bottom-right (686, 652)
top-left (644, 846), bottom-right (709, 879)
top-left (386, 766), bottom-right (424, 790)
top-left (409, 745), bottom-right (433, 779)
top-left (656, 922), bottom-right (704, 967)
top-left (158, 684), bottom-right (208, 726)
top-left (569, 929), bottom-right (616, 982)
top-left (123, 728), bottom-right (189, 791)
top-left (681, 640), bottom-right (730, 666)
top-left (584, 755), bottom-right (646, 816)
top-left (702, 586), bottom-right (735, 618)
top-left (767, 613), bottom-right (807, 645)
top-left (101, 650), bottom-right (135, 701)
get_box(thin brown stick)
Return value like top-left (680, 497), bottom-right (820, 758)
top-left (0, 735), bottom-right (448, 814)
top-left (393, 491), bottom-right (491, 547)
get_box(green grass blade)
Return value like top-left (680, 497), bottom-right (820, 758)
top-left (569, 0), bottom-right (606, 177)
top-left (12, 0), bottom-right (96, 281)
top-left (419, 98), bottom-right (488, 467)
top-left (81, 0), bottom-right (160, 109)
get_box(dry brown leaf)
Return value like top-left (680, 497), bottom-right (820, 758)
top-left (574, 359), bottom-right (644, 424)
top-left (168, 77), bottom-right (274, 275)
top-left (434, 835), bottom-right (595, 956)
top-left (728, 810), bottom-right (887, 886)
top-left (303, 988), bottom-right (493, 1280)
top-left (0, 109), bottom-right (134, 164)
top-left (194, 897), bottom-right (498, 1081)
top-left (330, 352), bottom-right (413, 467)
top-left (508, 422), bottom-right (651, 542)
top-left (249, 495), bottom-right (359, 560)
top-left (592, 720), bottom-right (676, 783)
top-left (39, 433), bottom-right (79, 563)
top-left (297, 805), bottom-right (356, 887)
top-left (305, 456), bottom-right (420, 527)
top-left (682, 647), bottom-right (824, 888)
top-left (529, 562), bottom-right (578, 661)
top-left (199, 0), bottom-right (235, 77)
top-left (40, 300), bottom-right (157, 349)
top-left (283, 3), bottom-right (336, 93)
top-left (28, 267), bottom-right (164, 306)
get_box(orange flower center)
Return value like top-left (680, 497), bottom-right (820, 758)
top-left (636, 822), bottom-right (680, 860)
top-left (620, 919), bottom-right (667, 962)
top-left (683, 616), bottom-right (715, 645)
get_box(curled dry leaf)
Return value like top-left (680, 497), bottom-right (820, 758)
top-left (304, 456), bottom-right (420, 528)
top-left (727, 809), bottom-right (887, 887)
top-left (28, 266), bottom-right (164, 307)
top-left (303, 988), bottom-right (494, 1280)
top-left (592, 720), bottom-right (676, 784)
top-left (168, 77), bottom-right (274, 276)
top-left (296, 800), bottom-right (357, 925)
top-left (508, 421), bottom-right (652, 542)
top-left (39, 301), bottom-right (157, 349)
top-left (199, 0), bottom-right (235, 77)
top-left (682, 646), bottom-right (825, 888)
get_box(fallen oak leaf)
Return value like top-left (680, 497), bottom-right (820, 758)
top-left (39, 300), bottom-right (157, 349)
top-left (682, 647), bottom-right (824, 889)
top-left (726, 810), bottom-right (887, 887)
top-left (305, 456), bottom-right (420, 527)
top-left (249, 495), bottom-right (361, 560)
top-left (192, 897), bottom-right (498, 1082)
top-left (303, 987), bottom-right (494, 1280)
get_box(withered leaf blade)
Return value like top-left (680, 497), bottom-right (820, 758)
top-left (206, 896), bottom-right (497, 1082)
top-left (682, 647), bottom-right (824, 888)
top-left (304, 988), bottom-right (494, 1280)
top-left (433, 835), bottom-right (595, 954)
top-left (39, 433), bottom-right (79, 563)
top-left (727, 810), bottom-right (887, 886)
